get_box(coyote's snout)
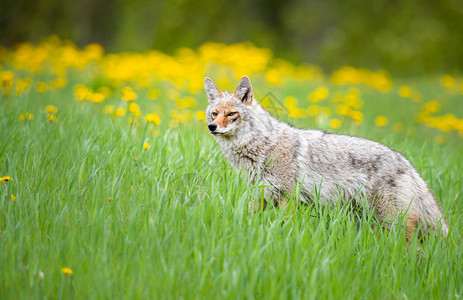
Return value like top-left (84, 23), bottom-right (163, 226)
top-left (204, 75), bottom-right (448, 240)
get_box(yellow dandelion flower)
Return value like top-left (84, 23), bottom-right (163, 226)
top-left (1, 176), bottom-right (12, 182)
top-left (50, 77), bottom-right (67, 89)
top-left (455, 119), bottom-right (463, 131)
top-left (128, 102), bottom-right (141, 116)
top-left (11, 194), bottom-right (16, 201)
top-left (84, 43), bottom-right (104, 59)
top-left (90, 92), bottom-right (105, 103)
top-left (145, 113), bottom-right (161, 125)
top-left (175, 96), bottom-right (197, 109)
top-left (330, 66), bottom-right (392, 92)
top-left (47, 114), bottom-right (57, 122)
top-left (398, 86), bottom-right (412, 98)
top-left (424, 101), bottom-right (440, 114)
top-left (1, 72), bottom-right (14, 96)
top-left (109, 197), bottom-right (113, 201)
top-left (195, 111), bottom-right (206, 121)
top-left (74, 84), bottom-right (90, 101)
top-left (335, 104), bottom-right (350, 116)
top-left (115, 108), bottom-right (126, 117)
top-left (350, 111), bottom-right (363, 123)
top-left (45, 105), bottom-right (58, 114)
top-left (19, 112), bottom-right (34, 121)
top-left (265, 69), bottom-right (283, 86)
top-left (143, 142), bottom-right (150, 149)
top-left (375, 116), bottom-right (388, 127)
top-left (128, 103), bottom-right (139, 112)
top-left (329, 118), bottom-right (341, 129)
top-left (343, 94), bottom-right (363, 109)
top-left (61, 267), bottom-right (73, 275)
top-left (0, 70), bottom-right (15, 82)
top-left (15, 77), bottom-right (33, 96)
top-left (441, 74), bottom-right (455, 89)
top-left (308, 87), bottom-right (329, 103)
top-left (122, 86), bottom-right (137, 101)
top-left (284, 96), bottom-right (305, 118)
top-left (284, 96), bottom-right (297, 107)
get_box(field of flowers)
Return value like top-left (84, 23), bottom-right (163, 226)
top-left (1, 36), bottom-right (462, 298)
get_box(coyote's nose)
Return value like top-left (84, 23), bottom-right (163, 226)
top-left (208, 124), bottom-right (217, 132)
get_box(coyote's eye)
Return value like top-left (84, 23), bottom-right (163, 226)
top-left (212, 112), bottom-right (218, 117)
top-left (228, 112), bottom-right (237, 117)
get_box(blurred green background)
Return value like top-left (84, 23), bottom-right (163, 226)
top-left (1, 0), bottom-right (463, 75)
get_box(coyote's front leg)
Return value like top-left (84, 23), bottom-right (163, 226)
top-left (248, 184), bottom-right (292, 214)
top-left (248, 184), bottom-right (278, 213)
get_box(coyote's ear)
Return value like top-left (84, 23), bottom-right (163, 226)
top-left (204, 77), bottom-right (223, 103)
top-left (234, 76), bottom-right (253, 105)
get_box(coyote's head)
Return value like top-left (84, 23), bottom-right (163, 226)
top-left (204, 76), bottom-right (254, 136)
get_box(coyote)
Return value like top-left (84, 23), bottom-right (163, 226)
top-left (204, 76), bottom-right (448, 240)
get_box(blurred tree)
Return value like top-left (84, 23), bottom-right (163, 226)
top-left (1, 0), bottom-right (462, 74)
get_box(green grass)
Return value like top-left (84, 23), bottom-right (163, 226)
top-left (1, 80), bottom-right (462, 299)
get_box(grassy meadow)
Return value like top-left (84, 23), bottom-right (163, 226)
top-left (1, 38), bottom-right (463, 299)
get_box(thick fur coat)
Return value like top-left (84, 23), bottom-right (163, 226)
top-left (205, 76), bottom-right (448, 239)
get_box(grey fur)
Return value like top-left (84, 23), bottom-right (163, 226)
top-left (205, 76), bottom-right (448, 237)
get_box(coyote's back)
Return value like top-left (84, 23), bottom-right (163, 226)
top-left (204, 75), bottom-right (448, 239)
